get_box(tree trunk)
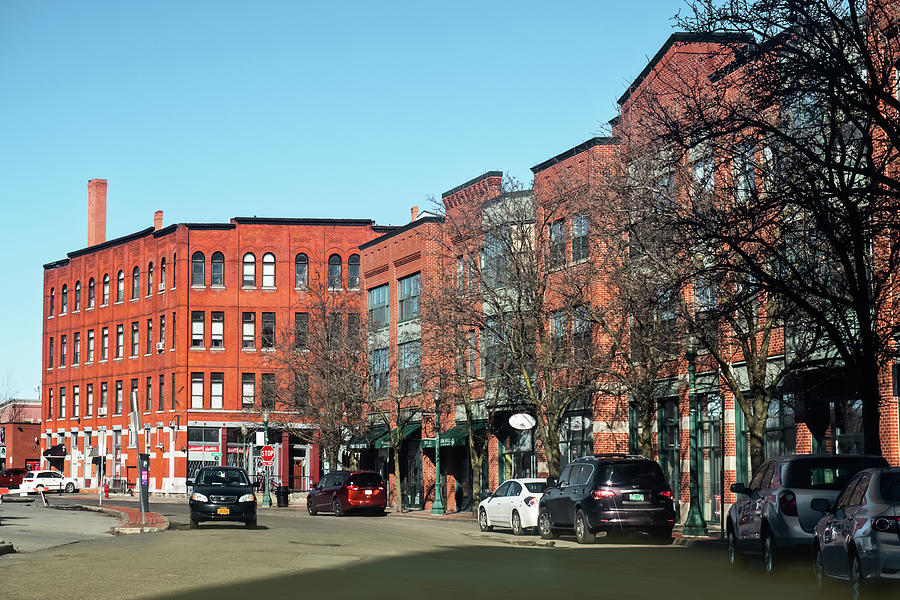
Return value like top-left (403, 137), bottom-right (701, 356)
top-left (469, 441), bottom-right (484, 517)
top-left (857, 361), bottom-right (883, 456)
top-left (636, 397), bottom-right (656, 458)
top-left (746, 412), bottom-right (766, 475)
top-left (392, 442), bottom-right (403, 511)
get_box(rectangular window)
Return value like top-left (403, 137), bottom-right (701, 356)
top-left (573, 306), bottom-right (592, 359)
top-left (115, 325), bottom-right (123, 359)
top-left (733, 148), bottom-right (756, 205)
top-left (210, 311), bottom-right (224, 348)
top-left (242, 373), bottom-right (255, 407)
top-left (131, 321), bottom-right (139, 357)
top-left (145, 377), bottom-right (152, 411)
top-left (368, 285), bottom-right (389, 328)
top-left (73, 385), bottom-right (80, 417)
top-left (48, 337), bottom-right (53, 369)
top-left (695, 275), bottom-right (717, 313)
top-left (101, 327), bottom-right (109, 360)
top-left (73, 332), bottom-right (80, 364)
top-left (171, 373), bottom-right (175, 410)
top-left (261, 373), bottom-right (275, 409)
top-left (242, 312), bottom-right (255, 349)
top-left (467, 331), bottom-right (477, 377)
top-left (87, 330), bottom-right (94, 363)
top-left (48, 388), bottom-right (53, 419)
top-left (159, 314), bottom-right (166, 348)
top-left (483, 318), bottom-right (505, 379)
top-left (86, 384), bottom-right (93, 417)
top-left (210, 373), bottom-right (224, 409)
top-left (571, 215), bottom-right (589, 262)
top-left (457, 256), bottom-right (465, 289)
top-left (171, 311), bottom-right (176, 349)
top-left (100, 382), bottom-right (108, 415)
top-left (158, 375), bottom-right (165, 412)
top-left (398, 340), bottom-right (421, 395)
top-left (60, 334), bottom-right (67, 366)
top-left (130, 379), bottom-right (138, 413)
top-left (347, 312), bottom-right (361, 349)
top-left (191, 373), bottom-right (204, 408)
top-left (146, 319), bottom-right (153, 354)
top-left (483, 227), bottom-right (507, 287)
top-left (551, 310), bottom-right (567, 356)
top-left (261, 312), bottom-right (275, 349)
top-left (115, 380), bottom-right (123, 414)
top-left (191, 311), bottom-right (205, 348)
top-left (550, 219), bottom-right (565, 267)
top-left (60, 387), bottom-right (66, 417)
top-left (293, 373), bottom-right (309, 406)
top-left (294, 312), bottom-right (308, 349)
top-left (398, 273), bottom-right (421, 322)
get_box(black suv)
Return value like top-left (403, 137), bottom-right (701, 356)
top-left (538, 455), bottom-right (676, 543)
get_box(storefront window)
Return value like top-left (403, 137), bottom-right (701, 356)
top-left (560, 413), bottom-right (593, 468)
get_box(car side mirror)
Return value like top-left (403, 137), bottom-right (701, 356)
top-left (810, 498), bottom-right (832, 513)
top-left (186, 479), bottom-right (193, 488)
top-left (730, 482), bottom-right (750, 496)
top-left (546, 477), bottom-right (557, 488)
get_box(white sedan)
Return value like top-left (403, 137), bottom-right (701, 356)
top-left (18, 470), bottom-right (78, 495)
top-left (478, 477), bottom-right (549, 535)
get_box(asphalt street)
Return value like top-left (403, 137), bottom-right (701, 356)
top-left (0, 494), bottom-right (840, 600)
top-left (0, 497), bottom-right (117, 552)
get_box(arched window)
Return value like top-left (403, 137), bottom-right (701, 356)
top-left (328, 254), bottom-right (342, 289)
top-left (211, 252), bottom-right (225, 286)
top-left (160, 257), bottom-right (166, 289)
top-left (147, 262), bottom-right (154, 296)
top-left (116, 270), bottom-right (124, 302)
top-left (295, 253), bottom-right (308, 289)
top-left (242, 253), bottom-right (256, 287)
top-left (102, 274), bottom-right (110, 305)
top-left (191, 252), bottom-right (205, 286)
top-left (348, 254), bottom-right (360, 290)
top-left (49, 287), bottom-right (55, 317)
top-left (74, 281), bottom-right (81, 311)
top-left (262, 253), bottom-right (276, 287)
top-left (88, 278), bottom-right (95, 308)
top-left (131, 266), bottom-right (140, 300)
top-left (61, 284), bottom-right (68, 314)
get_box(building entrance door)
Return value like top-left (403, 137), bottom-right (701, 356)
top-left (657, 398), bottom-right (679, 514)
top-left (401, 440), bottom-right (422, 509)
top-left (699, 395), bottom-right (723, 523)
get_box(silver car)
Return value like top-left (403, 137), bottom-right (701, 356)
top-left (727, 454), bottom-right (887, 574)
top-left (812, 467), bottom-right (900, 599)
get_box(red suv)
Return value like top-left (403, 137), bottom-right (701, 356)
top-left (0, 468), bottom-right (28, 489)
top-left (307, 470), bottom-right (386, 516)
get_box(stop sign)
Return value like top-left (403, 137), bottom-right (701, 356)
top-left (260, 445), bottom-right (276, 466)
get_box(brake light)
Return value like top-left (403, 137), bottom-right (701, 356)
top-left (872, 517), bottom-right (900, 533)
top-left (591, 489), bottom-right (615, 500)
top-left (778, 491), bottom-right (798, 516)
top-left (524, 496), bottom-right (537, 507)
top-left (659, 490), bottom-right (674, 501)
top-left (347, 484), bottom-right (359, 491)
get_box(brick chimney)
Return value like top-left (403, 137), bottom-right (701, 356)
top-left (87, 179), bottom-right (108, 246)
top-left (154, 210), bottom-right (163, 230)
top-left (410, 206), bottom-right (419, 222)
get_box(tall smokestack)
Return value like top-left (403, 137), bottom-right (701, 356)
top-left (87, 179), bottom-right (107, 246)
top-left (154, 210), bottom-right (163, 231)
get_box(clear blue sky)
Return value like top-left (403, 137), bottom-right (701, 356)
top-left (0, 0), bottom-right (686, 399)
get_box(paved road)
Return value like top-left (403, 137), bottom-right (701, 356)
top-left (0, 497), bottom-right (832, 600)
top-left (0, 498), bottom-right (117, 552)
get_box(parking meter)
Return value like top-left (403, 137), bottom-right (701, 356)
top-left (138, 453), bottom-right (150, 522)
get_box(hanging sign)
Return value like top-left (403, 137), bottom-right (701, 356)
top-left (508, 413), bottom-right (536, 430)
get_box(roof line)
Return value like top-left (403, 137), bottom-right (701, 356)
top-left (359, 216), bottom-right (444, 250)
top-left (441, 171), bottom-right (503, 199)
top-left (531, 137), bottom-right (619, 174)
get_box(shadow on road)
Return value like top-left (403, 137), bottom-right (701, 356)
top-left (153, 544), bottom-right (828, 600)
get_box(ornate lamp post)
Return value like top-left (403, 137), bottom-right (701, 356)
top-left (262, 409), bottom-right (272, 508)
top-left (431, 388), bottom-right (446, 515)
top-left (684, 337), bottom-right (708, 536)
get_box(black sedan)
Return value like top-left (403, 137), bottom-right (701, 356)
top-left (187, 466), bottom-right (257, 528)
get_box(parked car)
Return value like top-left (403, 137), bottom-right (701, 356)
top-left (538, 455), bottom-right (676, 544)
top-left (0, 468), bottom-right (28, 489)
top-left (478, 478), bottom-right (549, 535)
top-left (307, 470), bottom-right (386, 516)
top-left (727, 453), bottom-right (888, 574)
top-left (187, 466), bottom-right (257, 528)
top-left (18, 470), bottom-right (78, 494)
top-left (811, 467), bottom-right (900, 598)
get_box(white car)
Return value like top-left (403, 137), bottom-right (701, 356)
top-left (18, 470), bottom-right (78, 495)
top-left (478, 477), bottom-right (549, 535)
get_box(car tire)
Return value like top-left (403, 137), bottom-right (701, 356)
top-left (538, 509), bottom-right (558, 540)
top-left (511, 510), bottom-right (525, 536)
top-left (189, 517), bottom-right (199, 529)
top-left (332, 499), bottom-right (344, 517)
top-left (479, 508), bottom-right (493, 532)
top-left (762, 529), bottom-right (777, 575)
top-left (574, 510), bottom-right (596, 544)
top-left (307, 502), bottom-right (317, 516)
top-left (245, 517), bottom-right (257, 528)
top-left (849, 552), bottom-right (864, 600)
top-left (728, 526), bottom-right (746, 569)
top-left (64, 482), bottom-right (75, 493)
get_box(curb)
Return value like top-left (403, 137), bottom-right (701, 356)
top-left (0, 541), bottom-right (14, 556)
top-left (75, 504), bottom-right (170, 534)
top-left (387, 510), bottom-right (476, 522)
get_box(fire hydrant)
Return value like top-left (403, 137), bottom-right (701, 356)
top-left (103, 482), bottom-right (109, 499)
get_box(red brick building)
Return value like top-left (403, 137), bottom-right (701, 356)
top-left (41, 179), bottom-right (388, 493)
top-left (0, 398), bottom-right (41, 471)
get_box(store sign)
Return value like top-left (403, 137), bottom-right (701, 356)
top-left (508, 413), bottom-right (536, 430)
top-left (188, 444), bottom-right (220, 453)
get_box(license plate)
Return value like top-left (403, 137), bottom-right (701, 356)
top-left (365, 490), bottom-right (373, 495)
top-left (217, 507), bottom-right (230, 515)
top-left (629, 493), bottom-right (645, 502)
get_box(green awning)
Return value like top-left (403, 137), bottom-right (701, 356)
top-left (347, 426), bottom-right (387, 450)
top-left (374, 423), bottom-right (421, 449)
top-left (421, 421), bottom-right (486, 449)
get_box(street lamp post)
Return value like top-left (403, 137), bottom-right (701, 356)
top-left (262, 409), bottom-right (272, 508)
top-left (684, 342), bottom-right (708, 536)
top-left (432, 389), bottom-right (446, 515)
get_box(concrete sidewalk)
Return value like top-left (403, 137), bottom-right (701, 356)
top-left (76, 504), bottom-right (169, 534)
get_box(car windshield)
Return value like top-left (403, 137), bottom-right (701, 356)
top-left (525, 482), bottom-right (549, 493)
top-left (25, 472), bottom-right (36, 478)
top-left (348, 473), bottom-right (383, 487)
top-left (598, 462), bottom-right (667, 488)
top-left (784, 457), bottom-right (887, 491)
top-left (880, 471), bottom-right (900, 501)
top-left (195, 469), bottom-right (249, 486)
